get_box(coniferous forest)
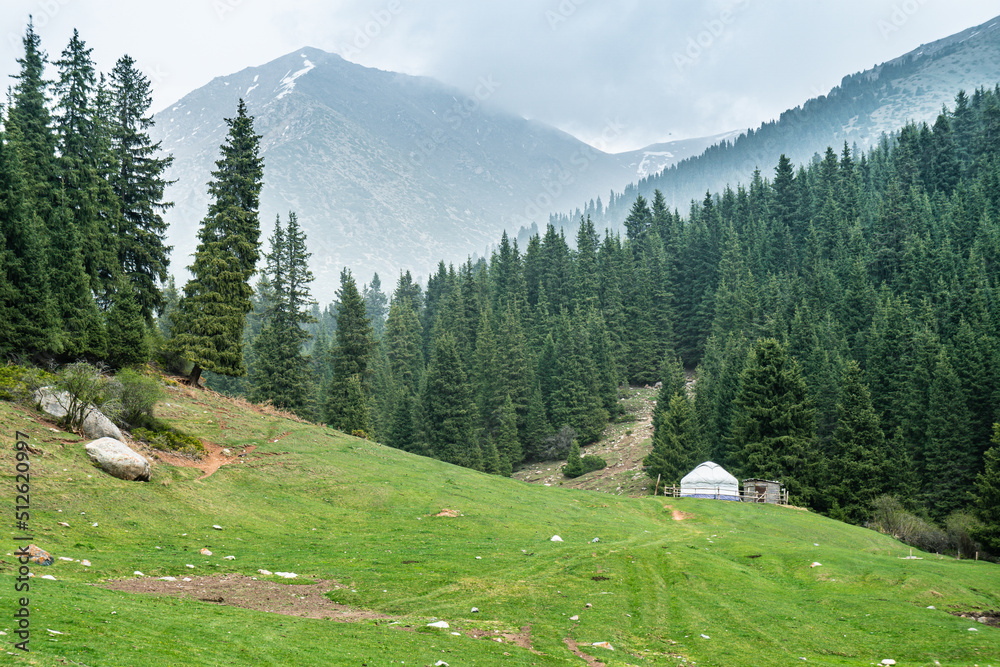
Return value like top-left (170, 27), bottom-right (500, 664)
top-left (1, 22), bottom-right (999, 553)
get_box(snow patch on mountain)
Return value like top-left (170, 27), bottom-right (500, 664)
top-left (276, 56), bottom-right (315, 100)
top-left (635, 151), bottom-right (674, 179)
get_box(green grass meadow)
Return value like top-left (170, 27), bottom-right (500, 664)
top-left (2, 384), bottom-right (998, 666)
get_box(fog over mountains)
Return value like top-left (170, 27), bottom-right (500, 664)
top-left (153, 15), bottom-right (1000, 294)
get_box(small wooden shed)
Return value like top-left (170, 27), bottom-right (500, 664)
top-left (742, 478), bottom-right (785, 504)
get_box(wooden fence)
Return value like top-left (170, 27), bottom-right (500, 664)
top-left (653, 480), bottom-right (788, 505)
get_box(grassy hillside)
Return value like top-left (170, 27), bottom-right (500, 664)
top-left (2, 381), bottom-right (997, 666)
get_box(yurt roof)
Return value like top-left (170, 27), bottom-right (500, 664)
top-left (680, 461), bottom-right (739, 487)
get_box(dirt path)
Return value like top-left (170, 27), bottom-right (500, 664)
top-left (102, 574), bottom-right (389, 621)
top-left (513, 386), bottom-right (659, 496)
top-left (149, 443), bottom-right (258, 480)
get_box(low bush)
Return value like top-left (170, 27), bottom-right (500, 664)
top-left (55, 362), bottom-right (121, 431)
top-left (871, 495), bottom-right (949, 553)
top-left (0, 364), bottom-right (57, 402)
top-left (132, 426), bottom-right (204, 457)
top-left (563, 440), bottom-right (607, 479)
top-left (116, 368), bottom-right (164, 429)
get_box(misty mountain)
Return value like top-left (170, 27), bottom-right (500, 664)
top-left (153, 48), bottom-right (710, 293)
top-left (575, 14), bottom-right (1000, 229)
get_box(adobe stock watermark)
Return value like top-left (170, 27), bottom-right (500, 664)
top-left (6, 0), bottom-right (74, 51)
top-left (514, 117), bottom-right (625, 227)
top-left (546, 0), bottom-right (587, 31)
top-left (408, 74), bottom-right (502, 167)
top-left (335, 0), bottom-right (404, 60)
top-left (13, 430), bottom-right (33, 652)
top-left (213, 0), bottom-right (245, 20)
top-left (673, 0), bottom-right (751, 72)
top-left (877, 0), bottom-right (929, 39)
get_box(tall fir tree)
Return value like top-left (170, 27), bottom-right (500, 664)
top-left (324, 269), bottom-right (375, 432)
top-left (730, 338), bottom-right (818, 505)
top-left (249, 213), bottom-right (316, 416)
top-left (170, 100), bottom-right (263, 385)
top-left (109, 55), bottom-right (174, 320)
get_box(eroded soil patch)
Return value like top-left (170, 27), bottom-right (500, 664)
top-left (563, 637), bottom-right (606, 667)
top-left (102, 574), bottom-right (390, 621)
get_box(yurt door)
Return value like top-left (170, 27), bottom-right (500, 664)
top-left (755, 484), bottom-right (767, 503)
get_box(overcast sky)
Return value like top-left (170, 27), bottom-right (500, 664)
top-left (2, 1), bottom-right (999, 152)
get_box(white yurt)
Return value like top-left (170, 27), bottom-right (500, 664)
top-left (679, 461), bottom-right (740, 501)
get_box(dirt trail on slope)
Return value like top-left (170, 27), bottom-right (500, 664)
top-left (149, 442), bottom-right (258, 479)
top-left (513, 386), bottom-right (658, 496)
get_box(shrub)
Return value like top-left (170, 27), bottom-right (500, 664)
top-left (54, 362), bottom-right (120, 431)
top-left (945, 511), bottom-right (984, 559)
top-left (351, 429), bottom-right (369, 440)
top-left (116, 368), bottom-right (164, 428)
top-left (563, 440), bottom-right (608, 479)
top-left (0, 364), bottom-right (57, 402)
top-left (132, 426), bottom-right (204, 457)
top-left (870, 495), bottom-right (949, 553)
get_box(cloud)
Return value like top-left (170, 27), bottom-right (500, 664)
top-left (1, 0), bottom-right (998, 151)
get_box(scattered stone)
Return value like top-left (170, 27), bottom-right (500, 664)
top-left (550, 535), bottom-right (563, 542)
top-left (471, 607), bottom-right (479, 613)
top-left (810, 562), bottom-right (822, 568)
top-left (475, 556), bottom-right (482, 560)
top-left (134, 571), bottom-right (144, 576)
top-left (257, 569), bottom-right (272, 575)
top-left (84, 438), bottom-right (150, 481)
top-left (275, 572), bottom-right (297, 579)
top-left (158, 576), bottom-right (176, 581)
top-left (435, 661), bottom-right (450, 666)
top-left (182, 577), bottom-right (192, 582)
top-left (450, 632), bottom-right (460, 636)
top-left (223, 555), bottom-right (235, 560)
top-left (57, 522), bottom-right (70, 527)
top-left (58, 557), bottom-right (74, 562)
top-left (968, 627), bottom-right (978, 632)
top-left (700, 634), bottom-right (710, 639)
top-left (592, 537), bottom-right (600, 543)
top-left (427, 621), bottom-right (450, 628)
top-left (978, 616), bottom-right (987, 624)
top-left (212, 525), bottom-right (223, 530)
top-left (185, 564), bottom-right (195, 569)
top-left (927, 605), bottom-right (935, 609)
top-left (80, 560), bottom-right (91, 567)
top-left (46, 629), bottom-right (63, 635)
top-left (570, 615), bottom-right (579, 621)
top-left (92, 522), bottom-right (99, 527)
top-left (23, 545), bottom-right (54, 566)
top-left (200, 548), bottom-right (213, 556)
top-left (592, 641), bottom-right (614, 650)
top-left (40, 574), bottom-right (57, 581)
top-left (880, 660), bottom-right (896, 666)
top-left (585, 603), bottom-right (592, 608)
top-left (435, 509), bottom-right (461, 517)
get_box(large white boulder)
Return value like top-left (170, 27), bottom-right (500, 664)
top-left (35, 388), bottom-right (123, 441)
top-left (84, 438), bottom-right (150, 481)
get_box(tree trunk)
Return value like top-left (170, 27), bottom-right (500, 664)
top-left (188, 363), bottom-right (202, 387)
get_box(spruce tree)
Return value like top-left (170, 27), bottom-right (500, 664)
top-left (249, 213), bottom-right (316, 416)
top-left (170, 101), bottom-right (263, 385)
top-left (496, 394), bottom-right (522, 475)
top-left (105, 278), bottom-right (149, 368)
top-left (324, 269), bottom-right (375, 432)
top-left (645, 391), bottom-right (702, 487)
top-left (828, 360), bottom-right (889, 524)
top-left (730, 338), bottom-right (818, 504)
top-left (109, 55), bottom-right (174, 320)
top-left (362, 273), bottom-right (388, 339)
top-left (0, 118), bottom-right (59, 354)
top-left (972, 425), bottom-right (1000, 553)
top-left (419, 332), bottom-right (479, 467)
